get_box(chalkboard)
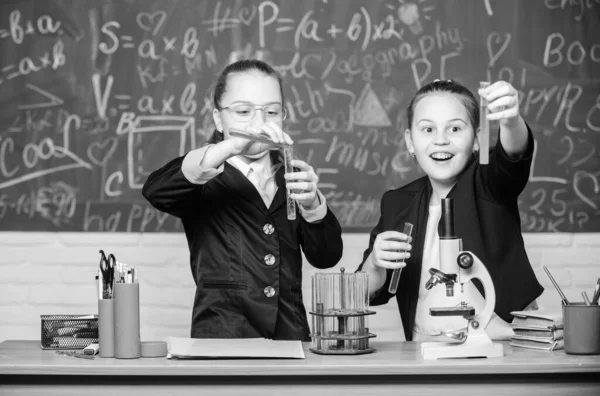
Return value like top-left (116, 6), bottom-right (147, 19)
top-left (0, 0), bottom-right (598, 232)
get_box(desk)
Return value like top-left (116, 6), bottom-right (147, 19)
top-left (1, 340), bottom-right (599, 395)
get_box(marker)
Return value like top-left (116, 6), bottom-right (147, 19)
top-left (83, 343), bottom-right (100, 356)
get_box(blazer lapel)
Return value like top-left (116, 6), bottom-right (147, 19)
top-left (398, 182), bottom-right (431, 341)
top-left (221, 162), bottom-right (269, 213)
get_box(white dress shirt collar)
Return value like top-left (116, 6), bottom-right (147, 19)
top-left (226, 152), bottom-right (272, 179)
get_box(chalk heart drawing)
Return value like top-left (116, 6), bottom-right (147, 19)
top-left (239, 6), bottom-right (257, 26)
top-left (487, 32), bottom-right (511, 68)
top-left (136, 11), bottom-right (167, 35)
top-left (87, 138), bottom-right (117, 167)
top-left (574, 171), bottom-right (599, 211)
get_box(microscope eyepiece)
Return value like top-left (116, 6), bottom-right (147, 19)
top-left (440, 198), bottom-right (455, 239)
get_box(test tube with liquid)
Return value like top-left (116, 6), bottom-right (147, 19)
top-left (284, 145), bottom-right (296, 220)
top-left (229, 128), bottom-right (295, 220)
top-left (479, 81), bottom-right (490, 165)
top-left (388, 222), bottom-right (414, 294)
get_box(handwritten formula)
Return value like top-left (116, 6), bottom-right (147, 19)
top-left (0, 0), bottom-right (598, 232)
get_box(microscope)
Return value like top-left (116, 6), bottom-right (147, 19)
top-left (420, 198), bottom-right (504, 359)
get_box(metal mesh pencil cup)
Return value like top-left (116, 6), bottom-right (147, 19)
top-left (309, 268), bottom-right (376, 355)
top-left (40, 314), bottom-right (99, 350)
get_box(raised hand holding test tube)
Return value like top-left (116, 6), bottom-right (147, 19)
top-left (479, 81), bottom-right (490, 165)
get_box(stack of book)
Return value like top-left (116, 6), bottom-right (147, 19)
top-left (510, 309), bottom-right (564, 351)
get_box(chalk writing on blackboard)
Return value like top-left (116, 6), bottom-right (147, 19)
top-left (0, 0), bottom-right (598, 232)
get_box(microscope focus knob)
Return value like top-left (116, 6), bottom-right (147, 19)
top-left (457, 252), bottom-right (474, 269)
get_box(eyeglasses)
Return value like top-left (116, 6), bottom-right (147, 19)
top-left (220, 102), bottom-right (287, 122)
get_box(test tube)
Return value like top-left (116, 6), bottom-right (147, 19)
top-left (388, 222), bottom-right (414, 294)
top-left (479, 81), bottom-right (490, 165)
top-left (229, 129), bottom-right (282, 146)
top-left (284, 145), bottom-right (296, 220)
top-left (229, 128), bottom-right (295, 220)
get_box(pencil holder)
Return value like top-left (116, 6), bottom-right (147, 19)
top-left (98, 299), bottom-right (115, 357)
top-left (563, 303), bottom-right (600, 355)
top-left (113, 283), bottom-right (141, 359)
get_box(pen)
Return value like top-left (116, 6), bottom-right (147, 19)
top-left (582, 291), bottom-right (591, 306)
top-left (591, 278), bottom-right (600, 305)
top-left (543, 266), bottom-right (570, 305)
top-left (56, 326), bottom-right (91, 336)
top-left (73, 331), bottom-right (99, 339)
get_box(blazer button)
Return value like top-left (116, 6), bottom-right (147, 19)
top-left (263, 286), bottom-right (276, 298)
top-left (262, 224), bottom-right (274, 235)
top-left (264, 254), bottom-right (276, 266)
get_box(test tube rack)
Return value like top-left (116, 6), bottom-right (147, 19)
top-left (309, 268), bottom-right (376, 355)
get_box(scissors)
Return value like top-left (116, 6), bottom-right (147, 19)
top-left (98, 250), bottom-right (115, 299)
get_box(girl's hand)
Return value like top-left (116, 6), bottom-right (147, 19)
top-left (480, 81), bottom-right (520, 128)
top-left (228, 122), bottom-right (293, 156)
top-left (259, 122), bottom-right (294, 147)
top-left (285, 159), bottom-right (320, 210)
top-left (371, 231), bottom-right (412, 269)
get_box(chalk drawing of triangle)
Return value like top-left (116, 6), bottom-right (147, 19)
top-left (353, 84), bottom-right (392, 127)
top-left (17, 84), bottom-right (64, 110)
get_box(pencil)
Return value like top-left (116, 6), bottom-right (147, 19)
top-left (582, 291), bottom-right (591, 306)
top-left (591, 278), bottom-right (600, 305)
top-left (543, 266), bottom-right (569, 305)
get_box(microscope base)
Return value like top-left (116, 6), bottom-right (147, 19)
top-left (421, 341), bottom-right (503, 360)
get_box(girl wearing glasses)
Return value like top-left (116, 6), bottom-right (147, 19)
top-left (142, 59), bottom-right (343, 341)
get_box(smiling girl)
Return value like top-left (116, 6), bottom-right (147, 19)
top-left (358, 79), bottom-right (543, 342)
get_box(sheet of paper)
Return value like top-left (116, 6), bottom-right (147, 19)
top-left (166, 337), bottom-right (305, 359)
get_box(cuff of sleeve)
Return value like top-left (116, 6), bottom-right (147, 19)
top-left (496, 124), bottom-right (535, 163)
top-left (181, 145), bottom-right (224, 184)
top-left (357, 253), bottom-right (393, 306)
top-left (299, 190), bottom-right (327, 223)
top-left (371, 270), bottom-right (394, 305)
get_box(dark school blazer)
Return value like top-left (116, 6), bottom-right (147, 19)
top-left (358, 127), bottom-right (544, 341)
top-left (142, 156), bottom-right (343, 341)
